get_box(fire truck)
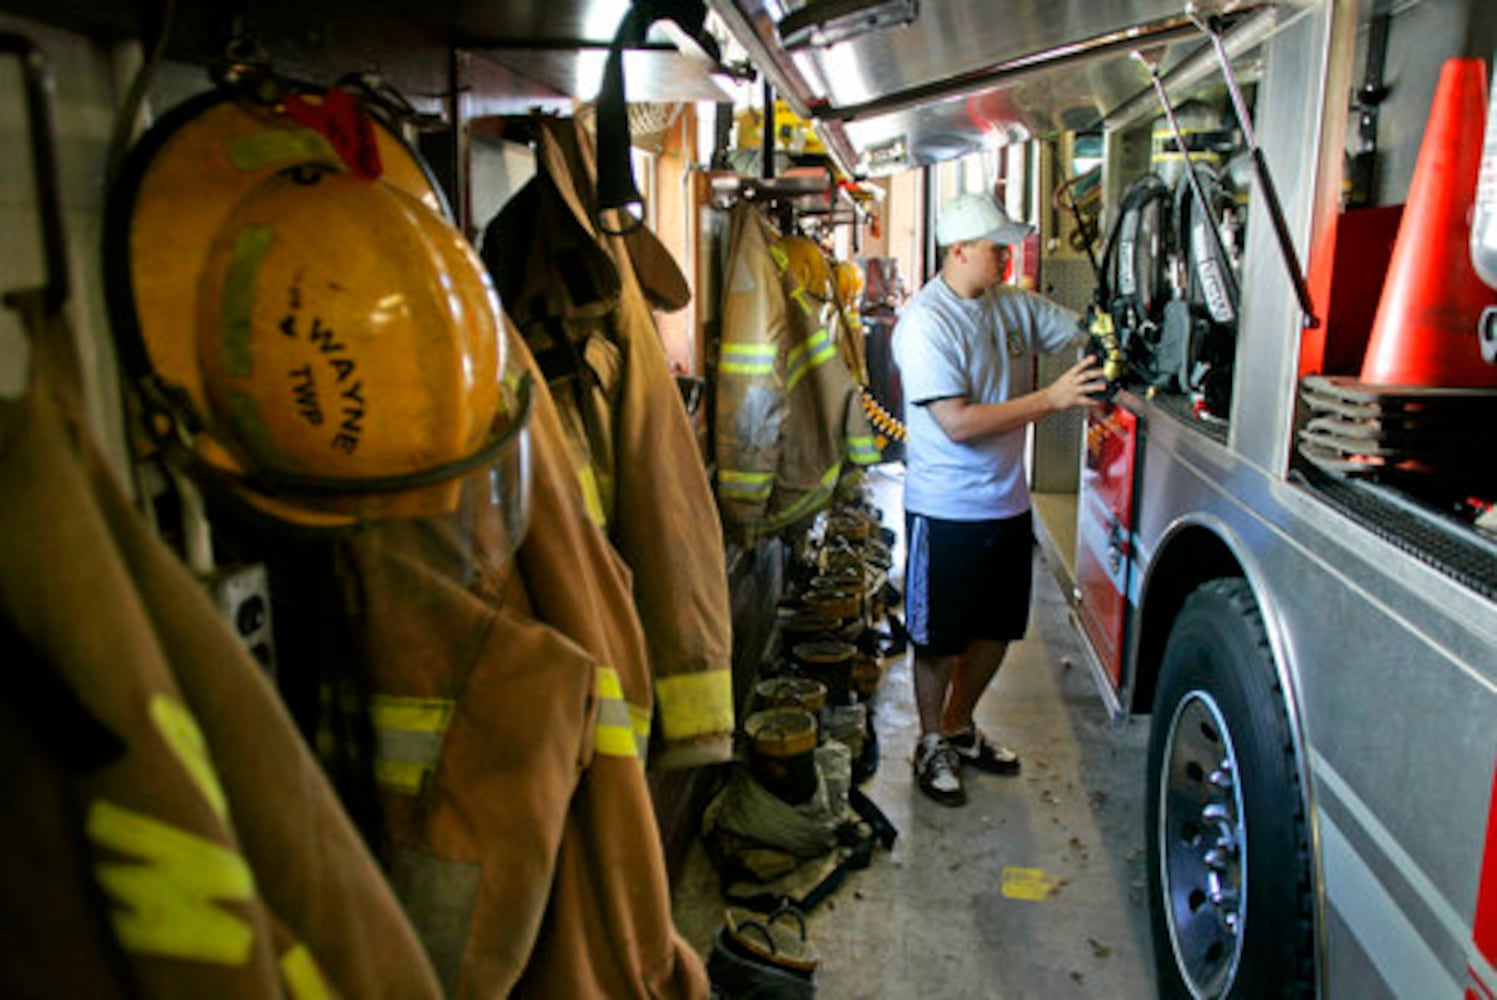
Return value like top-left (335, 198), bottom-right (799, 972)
top-left (1, 0), bottom-right (1493, 996)
top-left (1064, 10), bottom-right (1497, 998)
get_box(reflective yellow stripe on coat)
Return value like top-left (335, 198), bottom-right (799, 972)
top-left (720, 341), bottom-right (777, 377)
top-left (655, 671), bottom-right (735, 744)
top-left (761, 462), bottom-right (843, 535)
top-left (718, 468), bottom-right (774, 503)
top-left (594, 666), bottom-right (647, 760)
top-left (786, 327), bottom-right (837, 391)
top-left (847, 433), bottom-right (881, 466)
top-left (370, 695), bottom-right (455, 795)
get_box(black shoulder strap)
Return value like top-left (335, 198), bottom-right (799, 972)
top-left (1097, 173), bottom-right (1170, 310)
top-left (1173, 163), bottom-right (1240, 325)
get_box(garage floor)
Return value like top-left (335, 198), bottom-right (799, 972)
top-left (673, 468), bottom-right (1159, 998)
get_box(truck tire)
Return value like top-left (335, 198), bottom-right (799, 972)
top-left (1146, 578), bottom-right (1314, 998)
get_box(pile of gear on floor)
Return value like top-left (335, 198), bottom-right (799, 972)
top-left (702, 494), bottom-right (905, 997)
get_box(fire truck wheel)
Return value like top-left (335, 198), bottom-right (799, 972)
top-left (1145, 577), bottom-right (1315, 999)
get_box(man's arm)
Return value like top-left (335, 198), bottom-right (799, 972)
top-left (925, 358), bottom-right (1107, 443)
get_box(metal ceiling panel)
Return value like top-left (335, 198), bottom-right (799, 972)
top-left (711, 0), bottom-right (1299, 173)
top-left (446, 0), bottom-right (637, 46)
top-left (481, 48), bottom-right (736, 102)
top-left (0, 0), bottom-right (727, 110)
top-left (782, 0), bottom-right (1241, 104)
top-left (457, 0), bottom-right (735, 105)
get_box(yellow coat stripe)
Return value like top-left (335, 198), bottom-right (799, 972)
top-left (720, 341), bottom-right (777, 376)
top-left (846, 434), bottom-right (882, 466)
top-left (368, 695), bottom-right (456, 795)
top-left (630, 705), bottom-right (653, 760)
top-left (655, 671), bottom-right (735, 742)
top-left (785, 328), bottom-right (837, 391)
top-left (576, 463), bottom-right (608, 527)
top-left (718, 468), bottom-right (774, 501)
top-left (594, 666), bottom-right (639, 759)
top-left (280, 942), bottom-right (334, 1000)
top-left (762, 463), bottom-right (842, 532)
top-left (370, 696), bottom-right (454, 734)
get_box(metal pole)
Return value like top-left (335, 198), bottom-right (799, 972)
top-left (0, 33), bottom-right (68, 313)
top-left (1133, 49), bottom-right (1241, 317)
top-left (1191, 11), bottom-right (1320, 328)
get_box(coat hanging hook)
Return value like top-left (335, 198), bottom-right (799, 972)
top-left (596, 0), bottom-right (720, 234)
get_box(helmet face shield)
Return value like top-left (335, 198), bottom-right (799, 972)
top-left (454, 409), bottom-right (532, 585)
top-left (236, 368), bottom-right (533, 517)
top-left (343, 394), bottom-right (533, 590)
top-left (202, 371), bottom-right (534, 588)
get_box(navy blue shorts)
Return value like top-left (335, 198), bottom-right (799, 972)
top-left (904, 510), bottom-right (1034, 657)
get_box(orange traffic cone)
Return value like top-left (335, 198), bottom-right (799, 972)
top-left (1361, 58), bottom-right (1497, 388)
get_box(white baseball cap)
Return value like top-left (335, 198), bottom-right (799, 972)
top-left (935, 192), bottom-right (1035, 247)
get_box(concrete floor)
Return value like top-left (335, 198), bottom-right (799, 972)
top-left (674, 469), bottom-right (1158, 998)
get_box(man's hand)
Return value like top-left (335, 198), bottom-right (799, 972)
top-left (1044, 358), bottom-right (1110, 411)
top-left (925, 358), bottom-right (1109, 444)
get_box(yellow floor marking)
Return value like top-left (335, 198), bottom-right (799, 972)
top-left (1000, 866), bottom-right (1063, 901)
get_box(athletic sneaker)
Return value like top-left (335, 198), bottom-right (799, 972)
top-left (948, 726), bottom-right (1021, 775)
top-left (913, 733), bottom-right (965, 806)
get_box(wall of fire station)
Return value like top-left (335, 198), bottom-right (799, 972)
top-left (1352, 0), bottom-right (1496, 209)
top-left (1, 13), bottom-right (131, 484)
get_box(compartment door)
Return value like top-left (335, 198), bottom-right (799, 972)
top-left (1075, 404), bottom-right (1141, 689)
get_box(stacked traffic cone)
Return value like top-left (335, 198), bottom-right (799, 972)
top-left (1360, 58), bottom-right (1497, 388)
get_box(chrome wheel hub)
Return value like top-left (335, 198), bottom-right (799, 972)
top-left (1159, 690), bottom-right (1246, 998)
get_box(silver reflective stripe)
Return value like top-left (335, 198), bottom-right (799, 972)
top-left (1314, 752), bottom-right (1465, 997)
top-left (369, 696), bottom-right (454, 795)
top-left (905, 514), bottom-right (930, 646)
top-left (594, 666), bottom-right (640, 759)
top-left (376, 729), bottom-right (445, 763)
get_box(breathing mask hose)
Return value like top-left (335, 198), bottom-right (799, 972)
top-left (1054, 172), bottom-right (1102, 281)
top-left (1066, 181), bottom-right (1127, 398)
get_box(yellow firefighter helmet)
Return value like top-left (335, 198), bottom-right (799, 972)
top-left (115, 92), bottom-right (449, 426)
top-left (194, 166), bottom-right (524, 524)
top-left (834, 260), bottom-right (864, 311)
top-left (772, 234), bottom-right (833, 302)
top-left (110, 89), bottom-right (530, 541)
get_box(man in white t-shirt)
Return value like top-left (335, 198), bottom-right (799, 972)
top-left (892, 192), bottom-right (1106, 806)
